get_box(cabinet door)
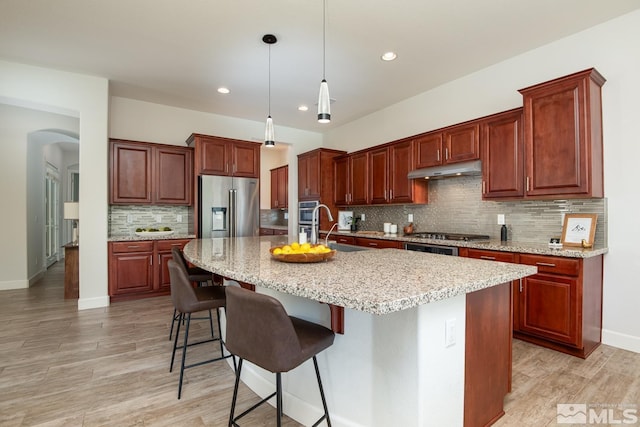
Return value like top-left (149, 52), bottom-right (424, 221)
top-left (349, 152), bottom-right (369, 205)
top-left (156, 240), bottom-right (189, 292)
top-left (200, 137), bottom-right (230, 175)
top-left (414, 133), bottom-right (443, 168)
top-left (444, 122), bottom-right (480, 163)
top-left (369, 147), bottom-right (389, 204)
top-left (277, 166), bottom-right (288, 208)
top-left (333, 156), bottom-right (349, 205)
top-left (389, 140), bottom-right (414, 203)
top-left (298, 152), bottom-right (320, 200)
top-left (270, 168), bottom-right (279, 209)
top-left (520, 69), bottom-right (604, 197)
top-left (109, 252), bottom-right (154, 295)
top-left (231, 141), bottom-right (260, 178)
top-left (155, 146), bottom-right (193, 205)
top-left (482, 110), bottom-right (524, 199)
top-left (110, 141), bottom-right (152, 204)
top-left (518, 274), bottom-right (579, 346)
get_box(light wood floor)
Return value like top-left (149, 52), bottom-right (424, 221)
top-left (1, 263), bottom-right (638, 426)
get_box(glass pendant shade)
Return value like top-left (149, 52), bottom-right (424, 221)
top-left (317, 79), bottom-right (331, 123)
top-left (264, 115), bottom-right (275, 147)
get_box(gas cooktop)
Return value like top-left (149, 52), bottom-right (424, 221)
top-left (408, 232), bottom-right (491, 242)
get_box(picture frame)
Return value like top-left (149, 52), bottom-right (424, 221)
top-left (561, 213), bottom-right (598, 247)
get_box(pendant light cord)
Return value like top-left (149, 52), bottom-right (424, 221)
top-left (322, 0), bottom-right (326, 79)
top-left (268, 43), bottom-right (272, 116)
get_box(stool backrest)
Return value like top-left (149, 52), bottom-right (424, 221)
top-left (171, 246), bottom-right (189, 271)
top-left (168, 259), bottom-right (198, 313)
top-left (225, 286), bottom-right (301, 373)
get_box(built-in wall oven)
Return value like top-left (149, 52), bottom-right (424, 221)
top-left (298, 200), bottom-right (319, 226)
top-left (405, 243), bottom-right (459, 256)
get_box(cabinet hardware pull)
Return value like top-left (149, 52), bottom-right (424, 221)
top-left (369, 243), bottom-right (378, 246)
top-left (536, 262), bottom-right (556, 267)
top-left (482, 181), bottom-right (486, 194)
top-left (226, 163), bottom-right (229, 173)
top-left (437, 149), bottom-right (440, 161)
top-left (128, 245), bottom-right (139, 249)
top-left (445, 148), bottom-right (449, 160)
top-left (526, 176), bottom-right (530, 191)
top-left (480, 256), bottom-right (496, 260)
top-left (389, 189), bottom-right (393, 199)
top-left (171, 244), bottom-right (181, 246)
top-left (150, 256), bottom-right (153, 266)
top-left (519, 279), bottom-right (523, 293)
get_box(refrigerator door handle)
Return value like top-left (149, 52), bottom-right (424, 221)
top-left (229, 188), bottom-right (237, 237)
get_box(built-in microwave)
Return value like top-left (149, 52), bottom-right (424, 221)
top-left (298, 200), bottom-right (319, 225)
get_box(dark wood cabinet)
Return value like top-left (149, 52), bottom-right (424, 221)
top-left (186, 133), bottom-right (260, 178)
top-left (481, 109), bottom-right (525, 199)
top-left (369, 147), bottom-right (388, 204)
top-left (519, 68), bottom-right (605, 198)
top-left (109, 140), bottom-right (192, 205)
top-left (109, 239), bottom-right (191, 301)
top-left (270, 165), bottom-right (288, 209)
top-left (64, 244), bottom-right (79, 299)
top-left (464, 247), bottom-right (603, 359)
top-left (414, 122), bottom-right (480, 169)
top-left (334, 152), bottom-right (368, 205)
top-left (354, 237), bottom-right (403, 249)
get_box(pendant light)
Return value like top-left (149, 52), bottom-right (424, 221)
top-left (317, 0), bottom-right (330, 123)
top-left (263, 34), bottom-right (277, 147)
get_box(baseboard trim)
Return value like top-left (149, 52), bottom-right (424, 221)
top-left (78, 296), bottom-right (110, 310)
top-left (602, 329), bottom-right (640, 354)
top-left (0, 279), bottom-right (29, 290)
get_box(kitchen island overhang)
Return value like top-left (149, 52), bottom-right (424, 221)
top-left (183, 237), bottom-right (537, 427)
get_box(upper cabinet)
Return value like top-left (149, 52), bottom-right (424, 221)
top-left (369, 140), bottom-right (426, 204)
top-left (334, 152), bottom-right (368, 205)
top-left (109, 139), bottom-right (192, 205)
top-left (415, 122), bottom-right (480, 169)
top-left (519, 68), bottom-right (605, 198)
top-left (186, 133), bottom-right (261, 178)
top-left (481, 109), bottom-right (525, 199)
top-left (270, 165), bottom-right (288, 209)
top-left (298, 148), bottom-right (346, 201)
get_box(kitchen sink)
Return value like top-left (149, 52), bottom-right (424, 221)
top-left (327, 242), bottom-right (369, 252)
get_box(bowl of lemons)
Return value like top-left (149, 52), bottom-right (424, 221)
top-left (269, 242), bottom-right (336, 263)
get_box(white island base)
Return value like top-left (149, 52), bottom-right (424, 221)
top-left (222, 282), bottom-right (511, 427)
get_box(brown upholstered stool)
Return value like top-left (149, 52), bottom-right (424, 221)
top-left (169, 246), bottom-right (220, 340)
top-left (168, 259), bottom-right (233, 399)
top-left (225, 286), bottom-right (335, 427)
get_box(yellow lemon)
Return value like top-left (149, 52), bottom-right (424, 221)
top-left (300, 242), bottom-right (311, 252)
top-left (291, 242), bottom-right (300, 250)
top-left (273, 248), bottom-right (283, 255)
top-left (282, 245), bottom-right (292, 254)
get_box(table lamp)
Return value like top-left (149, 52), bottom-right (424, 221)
top-left (64, 202), bottom-right (79, 245)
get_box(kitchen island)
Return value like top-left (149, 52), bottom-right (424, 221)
top-left (184, 236), bottom-right (537, 427)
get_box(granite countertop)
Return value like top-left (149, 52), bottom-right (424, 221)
top-left (183, 236), bottom-right (537, 315)
top-left (108, 233), bottom-right (196, 242)
top-left (325, 230), bottom-right (608, 258)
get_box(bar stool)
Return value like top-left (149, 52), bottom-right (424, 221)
top-left (225, 286), bottom-right (335, 427)
top-left (168, 259), bottom-right (232, 399)
top-left (169, 246), bottom-right (218, 341)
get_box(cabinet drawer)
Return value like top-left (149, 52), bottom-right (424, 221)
top-left (467, 249), bottom-right (516, 263)
top-left (519, 254), bottom-right (580, 277)
top-left (355, 237), bottom-right (402, 249)
top-left (334, 235), bottom-right (356, 245)
top-left (111, 241), bottom-right (154, 253)
top-left (156, 239), bottom-right (190, 251)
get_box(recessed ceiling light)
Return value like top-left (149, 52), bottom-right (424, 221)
top-left (381, 51), bottom-right (397, 61)
top-left (298, 105), bottom-right (309, 111)
top-left (217, 87), bottom-right (230, 94)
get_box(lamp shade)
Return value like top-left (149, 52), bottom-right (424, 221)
top-left (64, 202), bottom-right (79, 220)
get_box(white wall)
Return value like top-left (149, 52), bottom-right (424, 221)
top-left (0, 60), bottom-right (109, 309)
top-left (325, 10), bottom-right (640, 352)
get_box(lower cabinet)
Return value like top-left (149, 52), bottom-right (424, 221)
top-left (355, 237), bottom-right (403, 249)
top-left (464, 248), bottom-right (603, 359)
top-left (108, 239), bottom-right (191, 302)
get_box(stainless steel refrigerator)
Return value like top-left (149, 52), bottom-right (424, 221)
top-left (198, 175), bottom-right (260, 238)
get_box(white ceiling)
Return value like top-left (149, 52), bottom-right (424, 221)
top-left (1, 0), bottom-right (639, 133)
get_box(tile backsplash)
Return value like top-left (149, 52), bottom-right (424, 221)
top-left (345, 176), bottom-right (607, 246)
top-left (109, 205), bottom-right (193, 236)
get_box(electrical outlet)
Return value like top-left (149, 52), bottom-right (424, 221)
top-left (408, 213), bottom-right (414, 222)
top-left (497, 214), bottom-right (505, 225)
top-left (445, 318), bottom-right (456, 347)
top-left (127, 214), bottom-right (133, 224)
top-left (176, 214), bottom-right (182, 223)
top-left (361, 213), bottom-right (365, 221)
top-left (155, 214), bottom-right (162, 223)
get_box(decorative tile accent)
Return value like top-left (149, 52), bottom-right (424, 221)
top-left (347, 176), bottom-right (607, 246)
top-left (108, 205), bottom-right (192, 237)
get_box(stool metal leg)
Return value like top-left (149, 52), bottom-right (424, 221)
top-left (229, 358), bottom-right (243, 427)
top-left (312, 355), bottom-right (332, 427)
top-left (170, 312), bottom-right (183, 372)
top-left (177, 313), bottom-right (192, 399)
top-left (276, 373), bottom-right (282, 427)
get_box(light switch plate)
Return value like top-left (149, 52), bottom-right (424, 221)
top-left (408, 213), bottom-right (414, 222)
top-left (361, 213), bottom-right (365, 221)
top-left (155, 214), bottom-right (162, 223)
top-left (176, 214), bottom-right (182, 223)
top-left (497, 214), bottom-right (505, 225)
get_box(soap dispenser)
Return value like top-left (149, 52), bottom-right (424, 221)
top-left (498, 214), bottom-right (508, 242)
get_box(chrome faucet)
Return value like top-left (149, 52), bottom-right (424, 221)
top-left (310, 204), bottom-right (334, 244)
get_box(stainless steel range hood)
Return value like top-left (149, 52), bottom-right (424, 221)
top-left (407, 160), bottom-right (482, 180)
